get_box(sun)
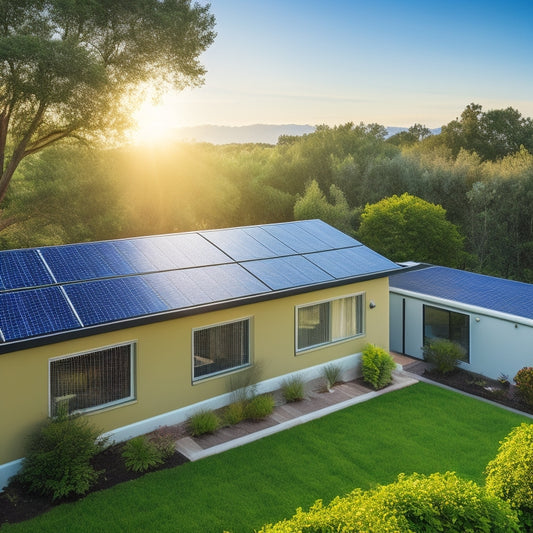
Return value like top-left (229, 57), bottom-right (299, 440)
top-left (130, 99), bottom-right (180, 145)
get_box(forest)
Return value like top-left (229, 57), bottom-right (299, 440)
top-left (1, 103), bottom-right (532, 283)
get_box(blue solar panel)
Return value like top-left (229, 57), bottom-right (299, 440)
top-left (0, 249), bottom-right (54, 290)
top-left (390, 266), bottom-right (533, 320)
top-left (305, 247), bottom-right (401, 279)
top-left (64, 277), bottom-right (168, 326)
top-left (0, 287), bottom-right (81, 341)
top-left (242, 256), bottom-right (334, 290)
top-left (294, 220), bottom-right (361, 248)
top-left (40, 242), bottom-right (135, 283)
top-left (142, 271), bottom-right (198, 308)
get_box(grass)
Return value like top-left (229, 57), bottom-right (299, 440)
top-left (3, 382), bottom-right (529, 533)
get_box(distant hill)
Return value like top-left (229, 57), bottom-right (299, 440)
top-left (169, 124), bottom-right (441, 145)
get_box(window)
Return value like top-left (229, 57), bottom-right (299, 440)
top-left (49, 343), bottom-right (135, 416)
top-left (296, 294), bottom-right (364, 352)
top-left (193, 318), bottom-right (250, 380)
top-left (423, 305), bottom-right (470, 361)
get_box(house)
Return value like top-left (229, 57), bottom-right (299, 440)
top-left (0, 220), bottom-right (401, 489)
top-left (389, 264), bottom-right (533, 381)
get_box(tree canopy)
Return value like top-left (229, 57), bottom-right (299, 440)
top-left (0, 0), bottom-right (216, 203)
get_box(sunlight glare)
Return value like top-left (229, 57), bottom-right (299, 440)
top-left (131, 99), bottom-right (179, 145)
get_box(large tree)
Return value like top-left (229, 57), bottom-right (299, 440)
top-left (0, 0), bottom-right (216, 205)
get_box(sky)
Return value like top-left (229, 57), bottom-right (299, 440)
top-left (136, 0), bottom-right (533, 135)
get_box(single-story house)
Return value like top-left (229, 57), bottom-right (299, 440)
top-left (389, 264), bottom-right (533, 381)
top-left (0, 219), bottom-right (402, 489)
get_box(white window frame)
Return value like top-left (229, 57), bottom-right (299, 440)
top-left (192, 317), bottom-right (252, 382)
top-left (49, 342), bottom-right (136, 416)
top-left (295, 293), bottom-right (365, 353)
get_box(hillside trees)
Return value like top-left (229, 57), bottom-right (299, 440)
top-left (0, 0), bottom-right (216, 205)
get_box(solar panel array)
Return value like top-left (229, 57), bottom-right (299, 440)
top-left (389, 265), bottom-right (533, 320)
top-left (0, 220), bottom-right (401, 344)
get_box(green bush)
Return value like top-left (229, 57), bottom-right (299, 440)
top-left (223, 401), bottom-right (247, 426)
top-left (281, 375), bottom-right (305, 402)
top-left (259, 472), bottom-right (520, 532)
top-left (486, 423), bottom-right (533, 526)
top-left (514, 367), bottom-right (533, 407)
top-left (323, 363), bottom-right (342, 390)
top-left (244, 394), bottom-right (275, 421)
top-left (149, 433), bottom-right (176, 460)
top-left (423, 337), bottom-right (465, 374)
top-left (122, 436), bottom-right (164, 472)
top-left (17, 409), bottom-right (106, 500)
top-left (361, 344), bottom-right (396, 390)
top-left (188, 409), bottom-right (220, 436)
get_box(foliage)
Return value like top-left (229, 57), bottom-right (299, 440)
top-left (323, 363), bottom-right (342, 390)
top-left (0, 0), bottom-right (216, 205)
top-left (358, 193), bottom-right (465, 266)
top-left (121, 436), bottom-right (164, 473)
top-left (281, 375), bottom-right (305, 402)
top-left (188, 409), bottom-right (220, 437)
top-left (259, 472), bottom-right (520, 532)
top-left (244, 394), bottom-right (275, 421)
top-left (486, 423), bottom-right (533, 525)
top-left (514, 367), bottom-right (533, 407)
top-left (361, 344), bottom-right (396, 390)
top-left (17, 408), bottom-right (105, 500)
top-left (423, 338), bottom-right (465, 374)
top-left (223, 401), bottom-right (247, 426)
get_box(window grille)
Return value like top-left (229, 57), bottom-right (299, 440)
top-left (193, 319), bottom-right (250, 380)
top-left (50, 343), bottom-right (134, 416)
top-left (297, 294), bottom-right (364, 351)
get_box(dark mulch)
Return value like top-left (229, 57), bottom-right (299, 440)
top-left (0, 442), bottom-right (189, 527)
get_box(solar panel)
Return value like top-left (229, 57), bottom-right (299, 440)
top-left (64, 277), bottom-right (168, 326)
top-left (305, 247), bottom-right (400, 279)
top-left (201, 227), bottom-right (294, 261)
top-left (0, 249), bottom-right (54, 290)
top-left (0, 287), bottom-right (81, 341)
top-left (293, 220), bottom-right (360, 248)
top-left (242, 256), bottom-right (334, 290)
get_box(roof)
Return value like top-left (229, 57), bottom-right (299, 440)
top-left (0, 220), bottom-right (401, 352)
top-left (389, 265), bottom-right (533, 321)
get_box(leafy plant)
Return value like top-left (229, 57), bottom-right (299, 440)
top-left (422, 338), bottom-right (465, 374)
top-left (486, 422), bottom-right (533, 527)
top-left (361, 344), bottom-right (396, 390)
top-left (244, 394), bottom-right (275, 421)
top-left (514, 367), bottom-right (533, 407)
top-left (122, 436), bottom-right (164, 472)
top-left (188, 409), bottom-right (220, 437)
top-left (223, 401), bottom-right (247, 426)
top-left (149, 433), bottom-right (176, 461)
top-left (323, 363), bottom-right (342, 390)
top-left (17, 407), bottom-right (106, 500)
top-left (281, 374), bottom-right (305, 402)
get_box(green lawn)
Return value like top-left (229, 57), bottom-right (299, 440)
top-left (3, 382), bottom-right (529, 533)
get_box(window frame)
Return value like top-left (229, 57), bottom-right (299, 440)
top-left (295, 293), bottom-right (365, 353)
top-left (423, 304), bottom-right (470, 362)
top-left (192, 317), bottom-right (252, 382)
top-left (48, 341), bottom-right (136, 416)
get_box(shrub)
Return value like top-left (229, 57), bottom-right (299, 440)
top-left (514, 367), bottom-right (533, 407)
top-left (486, 423), bottom-right (533, 525)
top-left (223, 401), bottom-right (247, 426)
top-left (188, 409), bottom-right (220, 436)
top-left (17, 409), bottom-right (106, 500)
top-left (259, 472), bottom-right (520, 532)
top-left (422, 337), bottom-right (465, 374)
top-left (281, 375), bottom-right (305, 402)
top-left (149, 433), bottom-right (176, 460)
top-left (122, 436), bottom-right (164, 472)
top-left (323, 363), bottom-right (342, 390)
top-left (244, 394), bottom-right (275, 421)
top-left (361, 344), bottom-right (396, 390)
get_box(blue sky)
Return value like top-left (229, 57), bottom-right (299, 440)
top-left (155, 1), bottom-right (533, 129)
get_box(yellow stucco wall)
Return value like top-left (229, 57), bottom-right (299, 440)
top-left (0, 277), bottom-right (390, 465)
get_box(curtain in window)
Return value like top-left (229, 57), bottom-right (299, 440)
top-left (331, 296), bottom-right (356, 340)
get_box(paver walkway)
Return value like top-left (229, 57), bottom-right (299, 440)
top-left (176, 370), bottom-right (418, 461)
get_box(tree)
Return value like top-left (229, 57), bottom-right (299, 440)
top-left (0, 0), bottom-right (216, 204)
top-left (358, 193), bottom-right (465, 267)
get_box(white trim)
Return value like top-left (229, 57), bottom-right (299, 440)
top-left (390, 287), bottom-right (533, 328)
top-left (48, 341), bottom-right (136, 416)
top-left (0, 459), bottom-right (23, 491)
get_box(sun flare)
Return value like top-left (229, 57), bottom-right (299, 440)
top-left (131, 99), bottom-right (180, 145)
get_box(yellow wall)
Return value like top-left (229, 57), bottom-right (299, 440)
top-left (0, 277), bottom-right (390, 465)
